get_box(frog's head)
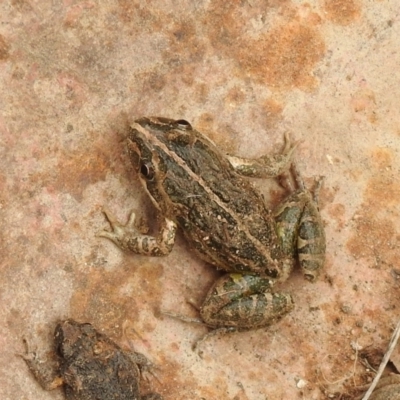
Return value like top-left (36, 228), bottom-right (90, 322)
top-left (54, 319), bottom-right (97, 359)
top-left (127, 117), bottom-right (195, 213)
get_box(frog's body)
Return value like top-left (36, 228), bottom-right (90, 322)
top-left (101, 117), bottom-right (326, 330)
top-left (22, 320), bottom-right (163, 400)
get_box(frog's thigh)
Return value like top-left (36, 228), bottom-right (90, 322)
top-left (200, 273), bottom-right (294, 329)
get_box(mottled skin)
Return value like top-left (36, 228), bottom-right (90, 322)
top-left (22, 320), bottom-right (162, 400)
top-left (100, 117), bottom-right (326, 330)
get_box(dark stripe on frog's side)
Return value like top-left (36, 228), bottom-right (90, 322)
top-left (131, 123), bottom-right (283, 277)
top-left (163, 131), bottom-right (260, 215)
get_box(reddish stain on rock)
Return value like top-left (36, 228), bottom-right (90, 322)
top-left (47, 145), bottom-right (113, 202)
top-left (241, 22), bottom-right (325, 90)
top-left (70, 261), bottom-right (165, 334)
top-left (224, 86), bottom-right (246, 108)
top-left (117, 0), bottom-right (160, 31)
top-left (262, 98), bottom-right (284, 127)
top-left (328, 203), bottom-right (346, 231)
top-left (0, 34), bottom-right (10, 60)
top-left (351, 87), bottom-right (378, 124)
top-left (203, 2), bottom-right (325, 91)
top-left (347, 148), bottom-right (400, 267)
top-left (324, 0), bottom-right (361, 26)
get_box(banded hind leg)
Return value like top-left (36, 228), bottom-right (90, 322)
top-left (199, 273), bottom-right (294, 329)
top-left (274, 165), bottom-right (326, 281)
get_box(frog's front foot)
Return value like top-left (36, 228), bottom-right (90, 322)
top-left (19, 339), bottom-right (64, 391)
top-left (99, 209), bottom-right (177, 256)
top-left (199, 273), bottom-right (294, 329)
top-left (258, 131), bottom-right (302, 176)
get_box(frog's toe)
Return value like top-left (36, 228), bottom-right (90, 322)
top-left (101, 208), bottom-right (137, 229)
top-left (18, 338), bottom-right (36, 361)
top-left (99, 209), bottom-right (137, 236)
top-left (97, 229), bottom-right (120, 242)
top-left (283, 131), bottom-right (303, 157)
top-left (98, 209), bottom-right (140, 250)
top-left (192, 327), bottom-right (237, 355)
top-left (311, 175), bottom-right (325, 205)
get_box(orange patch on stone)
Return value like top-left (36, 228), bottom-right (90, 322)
top-left (240, 22), bottom-right (325, 90)
top-left (347, 215), bottom-right (398, 265)
top-left (202, 2), bottom-right (325, 91)
top-left (327, 203), bottom-right (346, 230)
top-left (70, 261), bottom-right (165, 335)
top-left (263, 98), bottom-right (284, 127)
top-left (0, 34), bottom-right (10, 60)
top-left (323, 0), bottom-right (361, 26)
top-left (346, 148), bottom-right (400, 267)
top-left (224, 86), bottom-right (246, 107)
top-left (350, 88), bottom-right (378, 124)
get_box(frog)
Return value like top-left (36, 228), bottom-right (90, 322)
top-left (21, 319), bottom-right (163, 400)
top-left (100, 117), bottom-right (326, 331)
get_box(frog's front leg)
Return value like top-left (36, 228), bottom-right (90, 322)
top-left (20, 340), bottom-right (64, 391)
top-left (99, 210), bottom-right (177, 256)
top-left (200, 273), bottom-right (294, 329)
top-left (227, 132), bottom-right (300, 178)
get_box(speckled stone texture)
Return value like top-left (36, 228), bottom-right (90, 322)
top-left (1, 1), bottom-right (400, 399)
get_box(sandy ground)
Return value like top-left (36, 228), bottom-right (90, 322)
top-left (1, 1), bottom-right (400, 399)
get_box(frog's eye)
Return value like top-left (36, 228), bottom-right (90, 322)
top-left (140, 162), bottom-right (155, 181)
top-left (175, 119), bottom-right (192, 130)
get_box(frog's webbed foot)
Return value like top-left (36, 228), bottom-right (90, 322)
top-left (227, 132), bottom-right (301, 178)
top-left (98, 208), bottom-right (177, 256)
top-left (19, 339), bottom-right (64, 391)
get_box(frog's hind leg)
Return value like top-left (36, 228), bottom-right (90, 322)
top-left (199, 273), bottom-right (294, 330)
top-left (276, 165), bottom-right (326, 281)
top-left (296, 175), bottom-right (326, 281)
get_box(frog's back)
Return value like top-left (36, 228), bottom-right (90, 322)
top-left (61, 332), bottom-right (141, 400)
top-left (145, 123), bottom-right (282, 276)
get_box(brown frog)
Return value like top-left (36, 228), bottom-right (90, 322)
top-left (21, 319), bottom-right (162, 400)
top-left (100, 117), bottom-right (326, 331)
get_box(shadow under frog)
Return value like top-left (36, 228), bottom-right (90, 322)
top-left (100, 117), bottom-right (326, 333)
